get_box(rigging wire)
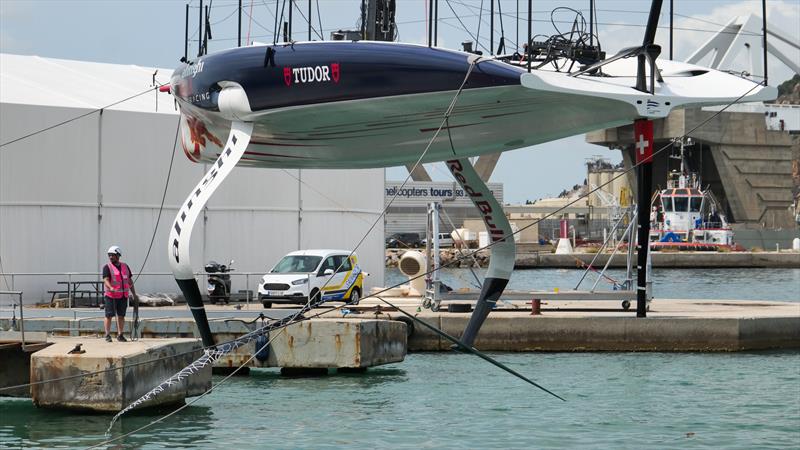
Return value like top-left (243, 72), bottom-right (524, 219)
top-left (88, 328), bottom-right (288, 449)
top-left (75, 56), bottom-right (495, 447)
top-left (316, 0), bottom-right (323, 41)
top-left (106, 76), bottom-right (765, 437)
top-left (209, 5), bottom-right (239, 26)
top-left (496, 0), bottom-right (505, 54)
top-left (0, 12), bottom-right (770, 437)
top-left (272, 0), bottom-right (281, 43)
top-left (245, 0), bottom-right (255, 45)
top-left (475, 0), bottom-right (484, 50)
top-left (288, 0), bottom-right (323, 40)
top-left (0, 255), bottom-right (10, 291)
top-left (95, 58), bottom-right (573, 443)
top-left (131, 122), bottom-right (180, 286)
top-left (242, 6), bottom-right (277, 40)
top-left (299, 56), bottom-right (484, 316)
top-left (89, 79), bottom-right (763, 446)
top-left (278, 169), bottom-right (379, 227)
top-left (0, 86), bottom-right (168, 149)
top-left (125, 120), bottom-right (180, 338)
top-left (3, 78), bottom-right (764, 403)
top-left (275, 0), bottom-right (287, 43)
top-left (444, 0), bottom-right (491, 54)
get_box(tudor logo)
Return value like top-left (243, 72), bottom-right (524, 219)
top-left (283, 63), bottom-right (340, 86)
top-left (331, 63), bottom-right (340, 83)
top-left (283, 67), bottom-right (292, 87)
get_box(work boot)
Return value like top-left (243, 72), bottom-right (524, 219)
top-left (105, 334), bottom-right (112, 342)
top-left (117, 334), bottom-right (128, 342)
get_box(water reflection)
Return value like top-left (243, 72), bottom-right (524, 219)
top-left (0, 398), bottom-right (215, 449)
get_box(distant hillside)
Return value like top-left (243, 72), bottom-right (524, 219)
top-left (774, 74), bottom-right (800, 104)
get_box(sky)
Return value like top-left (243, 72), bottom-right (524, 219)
top-left (1, 0), bottom-right (798, 203)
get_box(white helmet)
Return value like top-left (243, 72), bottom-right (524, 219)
top-left (107, 245), bottom-right (122, 256)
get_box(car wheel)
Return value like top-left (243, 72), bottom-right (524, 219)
top-left (349, 288), bottom-right (360, 305)
top-left (262, 301), bottom-right (272, 309)
top-left (309, 289), bottom-right (321, 305)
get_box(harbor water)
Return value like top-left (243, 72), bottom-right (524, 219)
top-left (1, 268), bottom-right (798, 449)
top-left (386, 267), bottom-right (800, 302)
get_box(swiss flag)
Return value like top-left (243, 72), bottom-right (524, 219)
top-left (634, 119), bottom-right (653, 164)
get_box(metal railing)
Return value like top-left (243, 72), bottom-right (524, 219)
top-left (0, 272), bottom-right (269, 307)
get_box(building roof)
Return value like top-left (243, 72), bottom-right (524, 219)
top-left (0, 53), bottom-right (176, 115)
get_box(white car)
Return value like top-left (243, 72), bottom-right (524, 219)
top-left (258, 249), bottom-right (364, 309)
top-left (421, 232), bottom-right (454, 248)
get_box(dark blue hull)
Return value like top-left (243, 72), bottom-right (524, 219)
top-left (170, 41), bottom-right (638, 169)
top-left (170, 41), bottom-right (523, 113)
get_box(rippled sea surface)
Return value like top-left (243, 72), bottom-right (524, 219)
top-left (1, 352), bottom-right (799, 449)
top-left (1, 268), bottom-right (798, 449)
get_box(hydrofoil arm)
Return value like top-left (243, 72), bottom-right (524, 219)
top-left (168, 120), bottom-right (254, 347)
top-left (446, 158), bottom-right (515, 347)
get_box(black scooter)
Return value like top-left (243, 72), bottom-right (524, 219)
top-left (205, 260), bottom-right (234, 304)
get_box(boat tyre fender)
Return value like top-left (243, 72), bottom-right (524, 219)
top-left (255, 334), bottom-right (270, 362)
top-left (394, 316), bottom-right (415, 338)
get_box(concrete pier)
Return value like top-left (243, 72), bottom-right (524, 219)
top-left (30, 338), bottom-right (209, 412)
top-left (0, 315), bottom-right (408, 372)
top-left (0, 331), bottom-right (50, 397)
top-left (211, 318), bottom-right (407, 371)
top-left (352, 297), bottom-right (800, 352)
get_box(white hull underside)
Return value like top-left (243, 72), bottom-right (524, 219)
top-left (179, 57), bottom-right (775, 170)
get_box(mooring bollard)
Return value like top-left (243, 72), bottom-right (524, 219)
top-left (530, 298), bottom-right (541, 316)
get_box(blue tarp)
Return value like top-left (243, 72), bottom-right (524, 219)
top-left (660, 232), bottom-right (682, 242)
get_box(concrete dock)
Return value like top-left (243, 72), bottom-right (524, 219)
top-left (16, 337), bottom-right (210, 412)
top-left (0, 315), bottom-right (408, 371)
top-left (0, 331), bottom-right (50, 397)
top-left (2, 297), bottom-right (797, 412)
top-left (3, 299), bottom-right (799, 354)
top-left (350, 296), bottom-right (800, 352)
top-left (0, 315), bottom-right (406, 411)
top-left (209, 318), bottom-right (407, 371)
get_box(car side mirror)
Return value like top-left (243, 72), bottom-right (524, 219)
top-left (323, 269), bottom-right (334, 276)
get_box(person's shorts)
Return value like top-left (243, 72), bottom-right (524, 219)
top-left (104, 296), bottom-right (128, 318)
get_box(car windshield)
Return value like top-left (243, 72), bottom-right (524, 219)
top-left (271, 256), bottom-right (322, 273)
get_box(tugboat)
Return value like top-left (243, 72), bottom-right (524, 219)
top-left (649, 139), bottom-right (736, 251)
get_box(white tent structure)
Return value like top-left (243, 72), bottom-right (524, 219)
top-left (0, 54), bottom-right (385, 304)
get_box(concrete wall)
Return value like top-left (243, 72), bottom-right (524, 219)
top-left (0, 103), bottom-right (385, 303)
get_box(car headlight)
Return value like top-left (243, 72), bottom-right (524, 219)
top-left (291, 278), bottom-right (308, 285)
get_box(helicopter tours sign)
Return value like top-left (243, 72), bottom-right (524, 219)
top-left (384, 181), bottom-right (503, 208)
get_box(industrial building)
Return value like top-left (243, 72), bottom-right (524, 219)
top-left (0, 54), bottom-right (385, 304)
